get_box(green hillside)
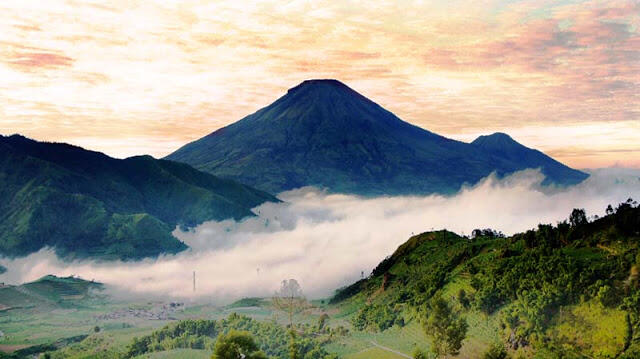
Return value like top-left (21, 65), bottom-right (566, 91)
top-left (331, 199), bottom-right (640, 358)
top-left (0, 135), bottom-right (278, 260)
top-left (0, 275), bottom-right (102, 310)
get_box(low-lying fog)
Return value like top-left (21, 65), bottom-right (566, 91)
top-left (1, 168), bottom-right (639, 302)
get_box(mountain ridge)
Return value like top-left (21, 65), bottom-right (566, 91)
top-left (0, 134), bottom-right (278, 260)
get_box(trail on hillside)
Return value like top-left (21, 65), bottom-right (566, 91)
top-left (369, 340), bottom-right (412, 359)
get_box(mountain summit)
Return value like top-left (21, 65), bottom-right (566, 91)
top-left (167, 80), bottom-right (588, 195)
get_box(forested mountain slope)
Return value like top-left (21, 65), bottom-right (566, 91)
top-left (0, 135), bottom-right (277, 260)
top-left (332, 199), bottom-right (640, 358)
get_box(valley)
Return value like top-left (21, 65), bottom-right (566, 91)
top-left (1, 201), bottom-right (638, 358)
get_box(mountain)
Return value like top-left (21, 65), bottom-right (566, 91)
top-left (471, 132), bottom-right (587, 185)
top-left (0, 135), bottom-right (277, 260)
top-left (331, 200), bottom-right (640, 357)
top-left (166, 79), bottom-right (588, 195)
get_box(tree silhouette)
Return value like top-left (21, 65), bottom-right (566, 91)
top-left (569, 208), bottom-right (588, 227)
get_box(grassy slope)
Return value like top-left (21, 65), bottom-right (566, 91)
top-left (0, 275), bottom-right (102, 310)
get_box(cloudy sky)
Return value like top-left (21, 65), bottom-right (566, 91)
top-left (1, 0), bottom-right (638, 168)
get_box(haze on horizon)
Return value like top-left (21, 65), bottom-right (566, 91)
top-left (1, 0), bottom-right (638, 168)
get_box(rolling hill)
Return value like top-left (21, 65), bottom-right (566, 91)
top-left (167, 79), bottom-right (588, 195)
top-left (0, 135), bottom-right (277, 260)
top-left (0, 275), bottom-right (103, 310)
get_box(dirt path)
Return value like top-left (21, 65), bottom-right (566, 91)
top-left (369, 340), bottom-right (412, 359)
top-left (0, 344), bottom-right (31, 353)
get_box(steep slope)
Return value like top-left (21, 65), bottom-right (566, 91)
top-left (0, 135), bottom-right (277, 260)
top-left (167, 79), bottom-right (588, 195)
top-left (331, 200), bottom-right (640, 358)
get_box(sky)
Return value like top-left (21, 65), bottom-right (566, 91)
top-left (1, 0), bottom-right (638, 168)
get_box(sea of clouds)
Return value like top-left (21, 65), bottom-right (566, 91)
top-left (1, 168), bottom-right (639, 302)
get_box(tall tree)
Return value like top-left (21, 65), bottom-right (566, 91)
top-left (273, 279), bottom-right (308, 359)
top-left (569, 208), bottom-right (588, 227)
top-left (422, 296), bottom-right (468, 358)
top-left (272, 279), bottom-right (308, 329)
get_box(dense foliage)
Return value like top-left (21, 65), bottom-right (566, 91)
top-left (352, 302), bottom-right (403, 331)
top-left (422, 295), bottom-right (468, 357)
top-left (211, 330), bottom-right (268, 359)
top-left (336, 200), bottom-right (640, 357)
top-left (124, 313), bottom-right (338, 359)
top-left (0, 134), bottom-right (276, 260)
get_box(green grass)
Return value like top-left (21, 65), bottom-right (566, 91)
top-left (546, 300), bottom-right (628, 357)
top-left (345, 346), bottom-right (407, 359)
top-left (226, 297), bottom-right (267, 308)
top-left (325, 321), bottom-right (427, 358)
top-left (133, 348), bottom-right (211, 358)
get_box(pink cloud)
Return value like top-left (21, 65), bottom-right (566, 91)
top-left (8, 52), bottom-right (74, 70)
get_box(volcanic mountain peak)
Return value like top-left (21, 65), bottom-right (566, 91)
top-left (288, 79), bottom-right (350, 92)
top-left (167, 80), bottom-right (588, 195)
top-left (472, 132), bottom-right (525, 151)
top-left (275, 79), bottom-right (394, 122)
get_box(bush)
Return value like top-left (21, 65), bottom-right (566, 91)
top-left (412, 347), bottom-right (429, 359)
top-left (596, 285), bottom-right (617, 307)
top-left (482, 342), bottom-right (509, 359)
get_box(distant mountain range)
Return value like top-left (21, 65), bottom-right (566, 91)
top-left (0, 135), bottom-right (277, 260)
top-left (167, 79), bottom-right (588, 195)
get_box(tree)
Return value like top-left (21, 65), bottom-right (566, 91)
top-left (273, 279), bottom-right (308, 359)
top-left (596, 284), bottom-right (617, 307)
top-left (272, 279), bottom-right (308, 329)
top-left (211, 330), bottom-right (268, 359)
top-left (569, 208), bottom-right (588, 227)
top-left (606, 204), bottom-right (614, 215)
top-left (413, 347), bottom-right (429, 359)
top-left (457, 289), bottom-right (470, 309)
top-left (317, 313), bottom-right (329, 331)
top-left (482, 342), bottom-right (509, 359)
top-left (422, 296), bottom-right (468, 358)
top-left (288, 330), bottom-right (300, 359)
